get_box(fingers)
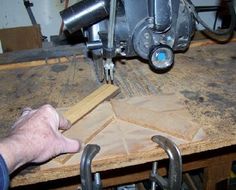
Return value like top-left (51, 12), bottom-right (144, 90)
top-left (36, 104), bottom-right (68, 130)
top-left (58, 112), bottom-right (71, 130)
top-left (20, 105), bottom-right (71, 131)
top-left (60, 137), bottom-right (81, 154)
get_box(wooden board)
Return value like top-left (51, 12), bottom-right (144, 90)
top-left (11, 94), bottom-right (206, 186)
top-left (190, 31), bottom-right (236, 47)
top-left (0, 25), bottom-right (42, 52)
top-left (111, 97), bottom-right (201, 141)
top-left (63, 84), bottom-right (120, 125)
top-left (0, 57), bottom-right (71, 71)
top-left (0, 44), bottom-right (84, 65)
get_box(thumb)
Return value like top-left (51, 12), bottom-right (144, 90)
top-left (61, 137), bottom-right (81, 154)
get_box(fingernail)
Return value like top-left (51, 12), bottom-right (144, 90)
top-left (21, 107), bottom-right (32, 116)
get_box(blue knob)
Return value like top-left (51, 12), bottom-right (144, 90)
top-left (156, 52), bottom-right (166, 62)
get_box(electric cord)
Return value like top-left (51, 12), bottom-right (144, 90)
top-left (184, 0), bottom-right (236, 35)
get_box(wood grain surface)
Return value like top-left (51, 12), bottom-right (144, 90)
top-left (0, 43), bottom-right (235, 187)
top-left (0, 25), bottom-right (42, 52)
top-left (64, 84), bottom-right (119, 125)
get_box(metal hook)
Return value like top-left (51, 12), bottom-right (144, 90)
top-left (80, 144), bottom-right (101, 190)
top-left (150, 135), bottom-right (182, 190)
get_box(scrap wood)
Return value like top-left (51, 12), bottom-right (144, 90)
top-left (190, 31), bottom-right (236, 48)
top-left (0, 56), bottom-right (70, 71)
top-left (110, 98), bottom-right (202, 141)
top-left (63, 84), bottom-right (120, 125)
top-left (190, 38), bottom-right (236, 48)
top-left (58, 84), bottom-right (119, 163)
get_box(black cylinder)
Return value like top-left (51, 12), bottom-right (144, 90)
top-left (60, 0), bottom-right (109, 33)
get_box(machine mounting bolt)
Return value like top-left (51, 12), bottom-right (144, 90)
top-left (144, 32), bottom-right (150, 39)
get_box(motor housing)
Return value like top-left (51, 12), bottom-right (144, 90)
top-left (61, 0), bottom-right (195, 72)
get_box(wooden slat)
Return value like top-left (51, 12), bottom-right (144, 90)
top-left (190, 38), bottom-right (236, 48)
top-left (0, 57), bottom-right (70, 71)
top-left (63, 84), bottom-right (120, 125)
top-left (190, 31), bottom-right (236, 48)
top-left (0, 44), bottom-right (85, 65)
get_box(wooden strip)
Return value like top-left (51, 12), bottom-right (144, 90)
top-left (61, 101), bottom-right (115, 163)
top-left (84, 116), bottom-right (114, 144)
top-left (190, 38), bottom-right (236, 48)
top-left (0, 57), bottom-right (70, 71)
top-left (63, 84), bottom-right (120, 125)
top-left (190, 30), bottom-right (236, 48)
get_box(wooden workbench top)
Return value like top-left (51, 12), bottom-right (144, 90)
top-left (0, 43), bottom-right (235, 187)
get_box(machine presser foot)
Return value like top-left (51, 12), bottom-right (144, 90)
top-left (104, 59), bottom-right (115, 84)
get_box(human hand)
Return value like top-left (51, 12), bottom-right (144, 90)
top-left (0, 105), bottom-right (80, 173)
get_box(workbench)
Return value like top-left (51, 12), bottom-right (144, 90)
top-left (0, 42), bottom-right (235, 190)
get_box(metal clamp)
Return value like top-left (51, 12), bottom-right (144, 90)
top-left (150, 135), bottom-right (182, 190)
top-left (80, 144), bottom-right (101, 190)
